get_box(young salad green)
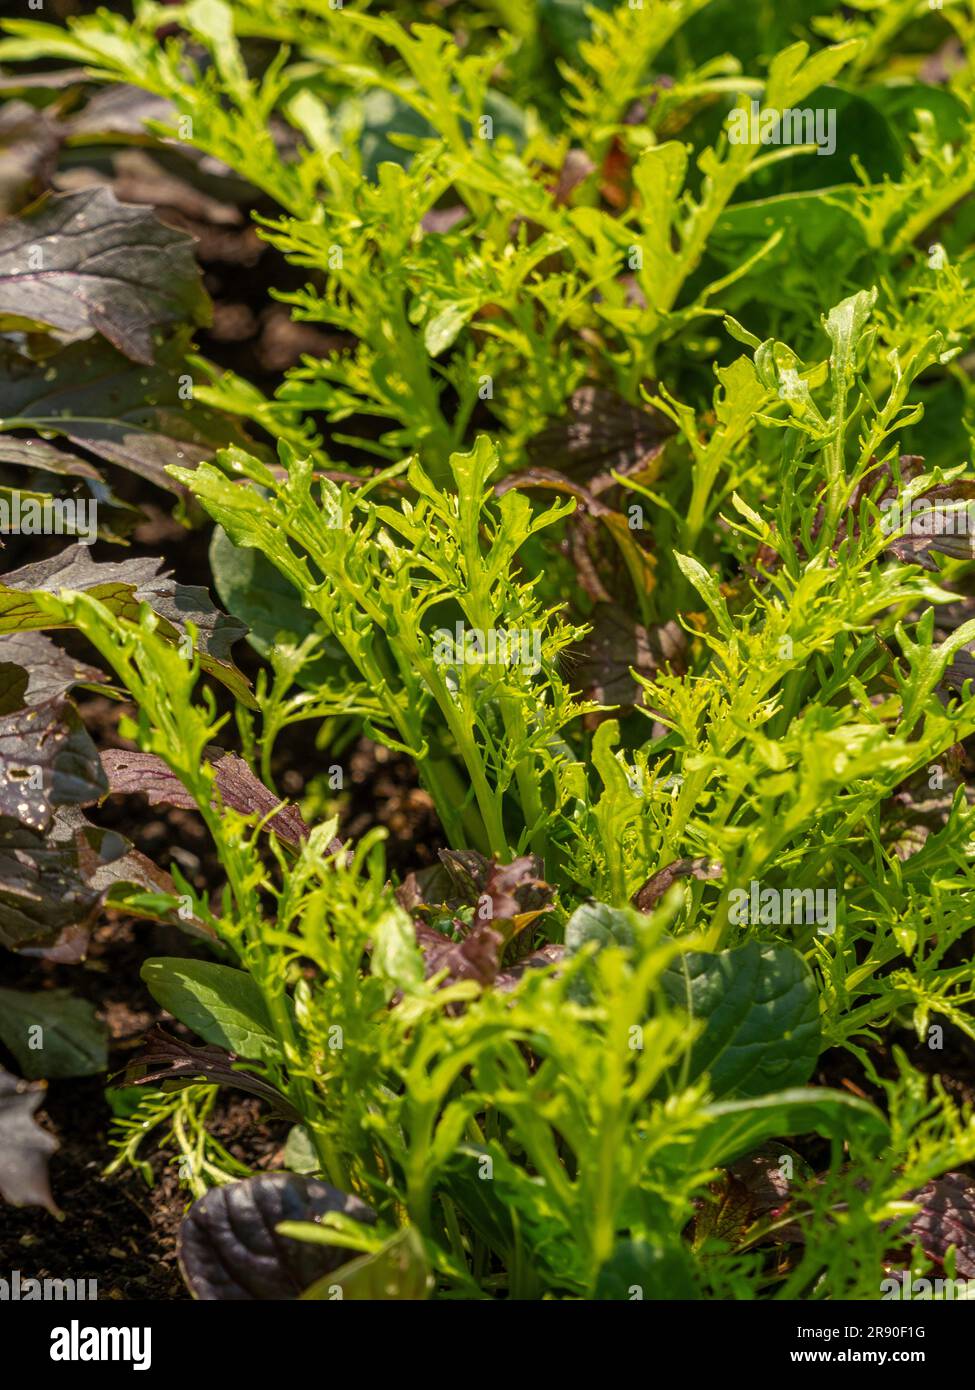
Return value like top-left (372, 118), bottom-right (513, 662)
top-left (1, 0), bottom-right (975, 1301)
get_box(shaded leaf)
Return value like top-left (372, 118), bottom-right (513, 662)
top-left (0, 69), bottom-right (91, 94)
top-left (553, 148), bottom-right (596, 205)
top-left (0, 812), bottom-right (107, 955)
top-left (0, 1065), bottom-right (59, 1214)
top-left (0, 471), bottom-right (141, 544)
top-left (54, 802), bottom-right (190, 931)
top-left (0, 186), bottom-right (209, 363)
top-left (404, 852), bottom-right (554, 990)
top-left (572, 604), bottom-right (685, 708)
top-left (0, 434), bottom-right (102, 482)
top-left (884, 757), bottom-right (972, 861)
top-left (438, 1145), bottom-right (517, 1259)
top-left (675, 1089), bottom-right (888, 1172)
top-left (178, 1172), bottom-right (376, 1300)
top-left (64, 83), bottom-right (181, 141)
top-left (59, 148), bottom-right (253, 236)
top-left (0, 332), bottom-right (257, 495)
top-left (0, 805), bottom-right (173, 957)
top-left (0, 100), bottom-right (59, 216)
top-left (415, 920), bottom-right (504, 988)
top-left (885, 489), bottom-right (975, 570)
top-left (689, 1143), bottom-right (809, 1250)
top-left (410, 848), bottom-right (551, 922)
top-left (448, 850), bottom-right (552, 929)
top-left (495, 942), bottom-right (565, 992)
top-left (565, 899), bottom-right (640, 953)
top-left (595, 1235), bottom-right (698, 1300)
top-left (563, 900), bottom-right (646, 1004)
top-left (933, 598), bottom-right (975, 698)
top-left (498, 470), bottom-right (657, 613)
top-left (526, 386), bottom-right (668, 483)
top-left (0, 986), bottom-right (106, 1079)
top-left (209, 523), bottom-right (329, 666)
top-left (346, 86), bottom-right (525, 180)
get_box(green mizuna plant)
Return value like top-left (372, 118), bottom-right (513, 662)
top-left (171, 436), bottom-right (588, 863)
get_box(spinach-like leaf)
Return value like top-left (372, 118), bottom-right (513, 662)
top-left (594, 1236), bottom-right (698, 1301)
top-left (564, 899), bottom-right (641, 953)
top-left (209, 523), bottom-right (325, 658)
top-left (0, 986), bottom-right (106, 1079)
top-left (140, 957), bottom-right (290, 1064)
top-left (661, 940), bottom-right (820, 1098)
